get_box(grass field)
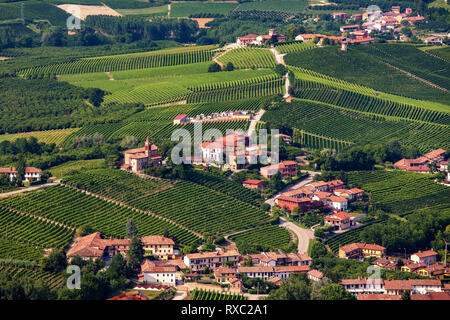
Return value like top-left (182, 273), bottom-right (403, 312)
top-left (170, 3), bottom-right (238, 17)
top-left (236, 0), bottom-right (308, 13)
top-left (117, 5), bottom-right (169, 16)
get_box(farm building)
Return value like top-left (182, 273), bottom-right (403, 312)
top-left (121, 137), bottom-right (162, 173)
top-left (324, 210), bottom-right (352, 229)
top-left (339, 243), bottom-right (386, 259)
top-left (0, 166), bottom-right (42, 182)
top-left (237, 29), bottom-right (286, 46)
top-left (139, 260), bottom-right (177, 285)
top-left (260, 161), bottom-right (297, 179)
top-left (242, 179), bottom-right (267, 190)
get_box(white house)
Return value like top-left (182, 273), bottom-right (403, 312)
top-left (0, 166), bottom-right (42, 182)
top-left (326, 195), bottom-right (348, 211)
top-left (410, 250), bottom-right (438, 266)
top-left (140, 260), bottom-right (177, 285)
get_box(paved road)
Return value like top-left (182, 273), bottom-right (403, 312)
top-left (172, 291), bottom-right (187, 300)
top-left (279, 217), bottom-right (314, 254)
top-left (265, 171), bottom-right (320, 253)
top-left (0, 180), bottom-right (60, 198)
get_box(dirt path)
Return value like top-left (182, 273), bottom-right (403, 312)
top-left (247, 109), bottom-right (265, 137)
top-left (269, 47), bottom-right (290, 97)
top-left (0, 181), bottom-right (60, 198)
top-left (105, 72), bottom-right (114, 81)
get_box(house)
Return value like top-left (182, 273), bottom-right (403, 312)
top-left (416, 263), bottom-right (449, 278)
top-left (295, 34), bottom-right (325, 42)
top-left (348, 37), bottom-right (374, 44)
top-left (403, 16), bottom-right (425, 24)
top-left (349, 188), bottom-right (364, 200)
top-left (268, 276), bottom-right (283, 287)
top-left (260, 161), bottom-right (297, 179)
top-left (357, 294), bottom-right (401, 300)
top-left (339, 25), bottom-right (360, 32)
top-left (401, 261), bottom-right (427, 273)
top-left (351, 14), bottom-right (362, 20)
top-left (249, 251), bottom-right (311, 267)
top-left (424, 36), bottom-right (444, 45)
top-left (385, 279), bottom-right (442, 295)
top-left (141, 235), bottom-right (176, 260)
top-left (326, 196), bottom-right (348, 211)
top-left (183, 249), bottom-right (240, 272)
top-left (339, 243), bottom-right (386, 259)
top-left (332, 12), bottom-right (347, 19)
top-left (307, 269), bottom-right (324, 282)
top-left (325, 211), bottom-right (352, 230)
top-left (173, 114), bottom-right (188, 124)
top-left (391, 6), bottom-right (401, 14)
top-left (439, 161), bottom-right (448, 171)
top-left (242, 179), bottom-right (267, 191)
top-left (340, 278), bottom-right (385, 294)
top-left (237, 29), bottom-right (286, 46)
top-left (0, 166), bottom-right (42, 182)
top-left (410, 250), bottom-right (438, 266)
top-left (273, 265), bottom-right (309, 279)
top-left (238, 266), bottom-right (274, 280)
top-left (214, 267), bottom-right (237, 284)
top-left (108, 291), bottom-right (149, 300)
top-left (333, 189), bottom-right (354, 201)
top-left (66, 232), bottom-right (175, 261)
top-left (311, 191), bottom-right (333, 203)
top-left (286, 252), bottom-right (312, 266)
top-left (121, 137), bottom-right (162, 172)
top-left (276, 195), bottom-right (311, 214)
top-left (140, 259), bottom-right (177, 285)
top-left (306, 181), bottom-right (329, 192)
top-left (326, 179), bottom-right (345, 191)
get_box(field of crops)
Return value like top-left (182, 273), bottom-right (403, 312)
top-left (190, 289), bottom-right (246, 300)
top-left (184, 169), bottom-right (261, 206)
top-left (129, 181), bottom-right (271, 235)
top-left (217, 48), bottom-right (277, 69)
top-left (0, 128), bottom-right (79, 146)
top-left (20, 46), bottom-right (217, 77)
top-left (325, 223), bottom-right (373, 253)
top-left (292, 79), bottom-right (450, 125)
top-left (62, 169), bottom-right (171, 203)
top-left (236, 0), bottom-right (308, 13)
top-left (345, 171), bottom-right (450, 214)
top-left (275, 41), bottom-right (316, 54)
top-left (0, 206), bottom-right (73, 249)
top-left (285, 45), bottom-right (450, 105)
top-left (48, 159), bottom-right (105, 179)
top-left (0, 185), bottom-right (201, 245)
top-left (229, 225), bottom-right (292, 253)
top-left (262, 100), bottom-right (450, 153)
top-left (0, 238), bottom-right (44, 261)
top-left (171, 3), bottom-right (238, 17)
top-left (292, 128), bottom-right (352, 152)
top-left (0, 264), bottom-right (66, 289)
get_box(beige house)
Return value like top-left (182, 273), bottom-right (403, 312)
top-left (183, 249), bottom-right (240, 272)
top-left (121, 137), bottom-right (162, 172)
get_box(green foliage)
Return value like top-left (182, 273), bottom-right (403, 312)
top-left (267, 273), bottom-right (311, 300)
top-left (230, 225), bottom-right (292, 254)
top-left (208, 62), bottom-right (222, 73)
top-left (40, 250), bottom-right (67, 273)
top-left (190, 289), bottom-right (247, 300)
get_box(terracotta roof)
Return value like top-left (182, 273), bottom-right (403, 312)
top-left (67, 232), bottom-right (106, 258)
top-left (238, 266), bottom-right (274, 273)
top-left (307, 269), bottom-right (323, 279)
top-left (327, 196), bottom-right (348, 203)
top-left (0, 166), bottom-right (42, 174)
top-left (141, 260), bottom-right (177, 273)
top-left (339, 243), bottom-right (385, 253)
top-left (108, 291), bottom-right (149, 300)
top-left (357, 294), bottom-right (401, 300)
top-left (214, 267), bottom-right (237, 276)
top-left (326, 180), bottom-right (344, 187)
top-left (186, 249), bottom-right (240, 260)
top-left (277, 195), bottom-right (311, 203)
top-left (274, 265), bottom-right (310, 273)
top-left (243, 179), bottom-right (266, 185)
top-left (141, 235), bottom-right (175, 246)
top-left (174, 114), bottom-right (187, 120)
top-left (412, 250), bottom-right (438, 258)
top-left (349, 187), bottom-right (364, 193)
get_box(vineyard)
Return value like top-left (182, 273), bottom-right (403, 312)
top-left (325, 223), bottom-right (373, 253)
top-left (0, 263), bottom-right (66, 289)
top-left (217, 48), bottom-right (277, 69)
top-left (0, 239), bottom-right (44, 261)
top-left (262, 99), bottom-right (450, 153)
top-left (292, 78), bottom-right (450, 125)
top-left (292, 129), bottom-right (352, 152)
top-left (0, 128), bottom-right (79, 146)
top-left (229, 225), bottom-right (292, 253)
top-left (275, 41), bottom-right (316, 54)
top-left (0, 185), bottom-right (201, 246)
top-left (61, 169), bottom-right (171, 203)
top-left (284, 45), bottom-right (450, 105)
top-left (0, 206), bottom-right (73, 249)
top-left (129, 180), bottom-right (271, 235)
top-left (19, 46), bottom-right (217, 77)
top-left (190, 289), bottom-right (246, 300)
top-left (345, 171), bottom-right (450, 214)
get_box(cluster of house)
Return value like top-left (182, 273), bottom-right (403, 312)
top-left (120, 137), bottom-right (162, 173)
top-left (273, 179), bottom-right (364, 229)
top-left (184, 249), bottom-right (322, 289)
top-left (338, 243), bottom-right (450, 299)
top-left (173, 110), bottom-right (254, 125)
top-left (0, 166), bottom-right (42, 182)
top-left (393, 148), bottom-right (447, 173)
top-left (236, 29), bottom-right (286, 46)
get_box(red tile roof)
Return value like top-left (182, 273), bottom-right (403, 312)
top-left (412, 250), bottom-right (438, 258)
top-left (174, 114), bottom-right (187, 121)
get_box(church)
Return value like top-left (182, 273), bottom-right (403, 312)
top-left (121, 137), bottom-right (162, 173)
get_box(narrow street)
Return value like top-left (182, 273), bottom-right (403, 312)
top-left (0, 180), bottom-right (60, 198)
top-left (247, 109), bottom-right (265, 137)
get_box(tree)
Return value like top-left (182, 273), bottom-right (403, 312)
top-left (88, 88), bottom-right (104, 107)
top-left (269, 171), bottom-right (283, 191)
top-left (127, 237), bottom-right (144, 270)
top-left (401, 290), bottom-right (411, 300)
top-left (15, 153), bottom-right (26, 186)
top-left (274, 64), bottom-right (287, 77)
top-left (120, 136), bottom-right (138, 149)
top-left (318, 283), bottom-right (356, 300)
top-left (208, 62), bottom-right (222, 72)
top-left (267, 274), bottom-right (311, 300)
top-left (41, 250), bottom-right (67, 273)
top-left (126, 219), bottom-right (138, 238)
top-left (225, 62), bottom-right (234, 71)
